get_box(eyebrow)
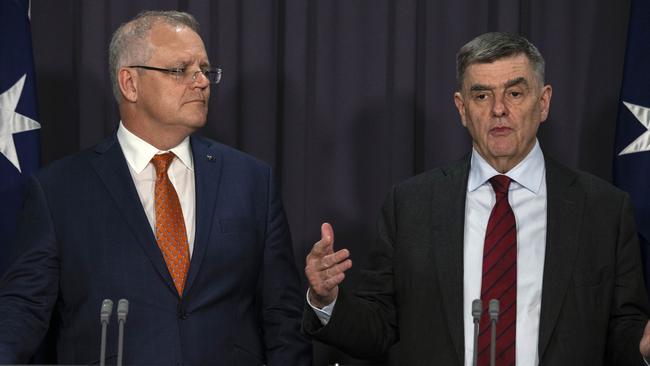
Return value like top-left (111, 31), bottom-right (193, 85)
top-left (504, 77), bottom-right (529, 89)
top-left (469, 77), bottom-right (529, 92)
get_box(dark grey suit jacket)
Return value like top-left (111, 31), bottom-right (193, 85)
top-left (304, 156), bottom-right (649, 366)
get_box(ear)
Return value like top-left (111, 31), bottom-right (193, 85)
top-left (539, 85), bottom-right (552, 123)
top-left (118, 68), bottom-right (138, 103)
top-left (454, 91), bottom-right (468, 127)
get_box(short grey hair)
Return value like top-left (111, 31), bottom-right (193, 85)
top-left (456, 32), bottom-right (545, 91)
top-left (108, 10), bottom-right (200, 102)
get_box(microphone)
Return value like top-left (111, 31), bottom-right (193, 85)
top-left (488, 299), bottom-right (500, 366)
top-left (99, 299), bottom-right (113, 366)
top-left (471, 299), bottom-right (482, 366)
top-left (116, 299), bottom-right (129, 366)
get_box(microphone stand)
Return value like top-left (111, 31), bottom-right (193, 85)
top-left (99, 299), bottom-right (113, 366)
top-left (471, 299), bottom-right (482, 366)
top-left (489, 299), bottom-right (500, 366)
top-left (116, 299), bottom-right (129, 366)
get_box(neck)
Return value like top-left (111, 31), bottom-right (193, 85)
top-left (121, 119), bottom-right (190, 151)
top-left (488, 158), bottom-right (521, 174)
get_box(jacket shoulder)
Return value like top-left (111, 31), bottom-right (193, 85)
top-left (191, 135), bottom-right (271, 172)
top-left (545, 157), bottom-right (628, 200)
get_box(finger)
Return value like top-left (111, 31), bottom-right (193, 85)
top-left (642, 321), bottom-right (650, 357)
top-left (320, 249), bottom-right (351, 270)
top-left (320, 259), bottom-right (353, 281)
top-left (306, 258), bottom-right (352, 291)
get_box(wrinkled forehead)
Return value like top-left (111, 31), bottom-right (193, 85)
top-left (148, 22), bottom-right (208, 63)
top-left (462, 54), bottom-right (539, 90)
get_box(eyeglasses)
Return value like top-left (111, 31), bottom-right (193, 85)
top-left (127, 65), bottom-right (222, 84)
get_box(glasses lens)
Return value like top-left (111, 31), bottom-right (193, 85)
top-left (180, 68), bottom-right (222, 84)
top-left (205, 69), bottom-right (222, 84)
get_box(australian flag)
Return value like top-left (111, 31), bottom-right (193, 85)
top-left (613, 0), bottom-right (650, 294)
top-left (0, 0), bottom-right (41, 275)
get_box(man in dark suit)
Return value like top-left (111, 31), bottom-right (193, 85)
top-left (303, 32), bottom-right (650, 365)
top-left (0, 10), bottom-right (311, 365)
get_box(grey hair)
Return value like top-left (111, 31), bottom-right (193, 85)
top-left (456, 32), bottom-right (545, 91)
top-left (108, 10), bottom-right (200, 102)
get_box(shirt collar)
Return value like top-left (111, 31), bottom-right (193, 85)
top-left (116, 121), bottom-right (194, 174)
top-left (467, 139), bottom-right (545, 194)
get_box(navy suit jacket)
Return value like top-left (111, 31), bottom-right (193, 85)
top-left (0, 134), bottom-right (312, 365)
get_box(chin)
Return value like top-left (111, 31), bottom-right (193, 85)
top-left (487, 146), bottom-right (517, 160)
top-left (183, 113), bottom-right (208, 127)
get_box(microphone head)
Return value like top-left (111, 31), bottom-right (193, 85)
top-left (117, 299), bottom-right (129, 321)
top-left (100, 299), bottom-right (113, 324)
top-left (489, 299), bottom-right (500, 321)
top-left (471, 299), bottom-right (482, 320)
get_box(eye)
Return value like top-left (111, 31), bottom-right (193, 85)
top-left (170, 67), bottom-right (186, 77)
top-left (474, 93), bottom-right (488, 101)
top-left (510, 91), bottom-right (522, 98)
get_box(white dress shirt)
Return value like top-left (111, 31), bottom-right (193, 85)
top-left (116, 122), bottom-right (196, 256)
top-left (463, 140), bottom-right (546, 366)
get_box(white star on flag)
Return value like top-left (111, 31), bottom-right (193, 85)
top-left (0, 74), bottom-right (41, 172)
top-left (618, 101), bottom-right (650, 156)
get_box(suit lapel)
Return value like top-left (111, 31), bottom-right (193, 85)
top-left (90, 136), bottom-right (176, 293)
top-left (537, 158), bottom-right (585, 358)
top-left (183, 136), bottom-right (223, 295)
top-left (431, 157), bottom-right (470, 364)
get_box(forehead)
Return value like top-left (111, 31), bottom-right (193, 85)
top-left (148, 23), bottom-right (208, 62)
top-left (463, 54), bottom-right (535, 88)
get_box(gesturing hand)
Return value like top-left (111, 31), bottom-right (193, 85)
top-left (640, 319), bottom-right (650, 360)
top-left (305, 223), bottom-right (353, 308)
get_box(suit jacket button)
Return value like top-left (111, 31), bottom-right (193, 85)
top-left (179, 311), bottom-right (188, 320)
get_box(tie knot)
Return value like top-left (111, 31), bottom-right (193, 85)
top-left (151, 152), bottom-right (175, 174)
top-left (489, 174), bottom-right (511, 195)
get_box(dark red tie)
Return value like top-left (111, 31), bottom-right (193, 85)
top-left (477, 175), bottom-right (516, 366)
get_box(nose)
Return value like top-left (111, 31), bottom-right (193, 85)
top-left (492, 95), bottom-right (508, 117)
top-left (192, 70), bottom-right (210, 88)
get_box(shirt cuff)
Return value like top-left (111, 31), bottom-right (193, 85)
top-left (306, 288), bottom-right (337, 325)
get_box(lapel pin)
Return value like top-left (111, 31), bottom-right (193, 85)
top-left (206, 154), bottom-right (215, 161)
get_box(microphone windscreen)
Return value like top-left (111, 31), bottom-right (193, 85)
top-left (117, 299), bottom-right (129, 321)
top-left (100, 299), bottom-right (113, 323)
top-left (472, 299), bottom-right (482, 319)
top-left (489, 299), bottom-right (500, 320)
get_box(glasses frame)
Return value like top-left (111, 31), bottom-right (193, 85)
top-left (127, 65), bottom-right (222, 84)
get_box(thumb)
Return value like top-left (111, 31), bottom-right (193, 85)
top-left (321, 222), bottom-right (335, 251)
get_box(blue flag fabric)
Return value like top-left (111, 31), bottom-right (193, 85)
top-left (613, 0), bottom-right (650, 294)
top-left (0, 0), bottom-right (41, 274)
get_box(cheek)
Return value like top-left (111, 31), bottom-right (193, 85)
top-left (466, 111), bottom-right (490, 135)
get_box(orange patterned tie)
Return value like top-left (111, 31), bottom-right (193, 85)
top-left (151, 152), bottom-right (190, 296)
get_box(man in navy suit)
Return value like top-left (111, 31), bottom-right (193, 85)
top-left (0, 10), bottom-right (311, 365)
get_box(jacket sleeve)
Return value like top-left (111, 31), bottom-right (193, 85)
top-left (606, 193), bottom-right (650, 364)
top-left (302, 186), bottom-right (399, 358)
top-left (0, 176), bottom-right (59, 363)
top-left (261, 167), bottom-right (313, 366)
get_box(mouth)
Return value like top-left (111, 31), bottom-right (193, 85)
top-left (489, 126), bottom-right (513, 136)
top-left (184, 99), bottom-right (206, 105)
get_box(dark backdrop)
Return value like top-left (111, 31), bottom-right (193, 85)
top-left (30, 0), bottom-right (631, 364)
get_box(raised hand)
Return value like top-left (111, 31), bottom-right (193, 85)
top-left (305, 223), bottom-right (353, 308)
top-left (640, 319), bottom-right (650, 359)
